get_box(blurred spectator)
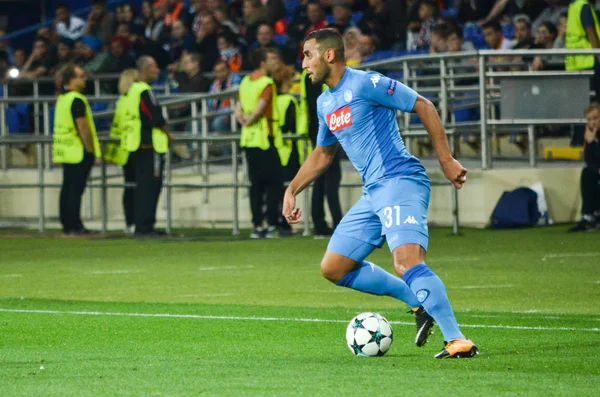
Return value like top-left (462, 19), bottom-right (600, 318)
top-left (242, 0), bottom-right (268, 45)
top-left (477, 0), bottom-right (546, 27)
top-left (13, 48), bottom-right (27, 70)
top-left (218, 31), bottom-right (244, 72)
top-left (116, 22), bottom-right (132, 37)
top-left (358, 34), bottom-right (377, 64)
top-left (54, 3), bottom-right (86, 41)
top-left (512, 15), bottom-right (534, 49)
top-left (189, 0), bottom-right (210, 36)
top-left (447, 25), bottom-right (475, 52)
top-left (208, 60), bottom-right (241, 132)
top-left (165, 0), bottom-right (190, 27)
top-left (0, 28), bottom-right (15, 64)
top-left (0, 51), bottom-right (9, 81)
top-left (411, 0), bottom-right (438, 51)
top-left (37, 27), bottom-right (58, 46)
top-left (430, 23), bottom-right (449, 54)
top-left (253, 23), bottom-right (296, 65)
top-left (343, 27), bottom-right (362, 66)
top-left (195, 13), bottom-right (221, 72)
top-left (406, 0), bottom-right (423, 34)
top-left (99, 36), bottom-right (136, 84)
top-left (532, 22), bottom-right (560, 73)
top-left (50, 38), bottom-right (76, 75)
top-left (79, 36), bottom-right (108, 74)
top-left (263, 0), bottom-right (284, 26)
top-left (130, 25), bottom-right (170, 69)
top-left (457, 0), bottom-right (496, 25)
top-left (170, 52), bottom-right (207, 158)
top-left (166, 20), bottom-right (194, 66)
top-left (482, 20), bottom-right (513, 49)
top-left (141, 0), bottom-right (154, 30)
top-left (532, 1), bottom-right (568, 33)
top-left (289, 1), bottom-right (328, 61)
top-left (215, 6), bottom-right (240, 35)
top-left (330, 1), bottom-right (358, 34)
top-left (84, 0), bottom-right (116, 45)
top-left (146, 1), bottom-right (167, 41)
top-left (569, 102), bottom-right (600, 232)
top-left (19, 37), bottom-right (56, 79)
top-left (554, 11), bottom-right (567, 49)
top-left (360, 0), bottom-right (407, 50)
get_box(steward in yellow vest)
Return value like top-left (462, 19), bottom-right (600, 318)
top-left (273, 65), bottom-right (311, 180)
top-left (566, 0), bottom-right (600, 71)
top-left (235, 47), bottom-right (285, 238)
top-left (126, 56), bottom-right (173, 236)
top-left (53, 65), bottom-right (100, 235)
top-left (105, 68), bottom-right (139, 232)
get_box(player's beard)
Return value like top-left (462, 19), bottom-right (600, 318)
top-left (311, 57), bottom-right (330, 85)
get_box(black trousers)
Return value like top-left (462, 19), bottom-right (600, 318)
top-left (245, 145), bottom-right (284, 228)
top-left (131, 148), bottom-right (164, 234)
top-left (581, 166), bottom-right (600, 216)
top-left (311, 150), bottom-right (342, 232)
top-left (123, 160), bottom-right (136, 227)
top-left (59, 152), bottom-right (95, 233)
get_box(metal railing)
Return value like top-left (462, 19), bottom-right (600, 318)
top-left (3, 49), bottom-right (599, 232)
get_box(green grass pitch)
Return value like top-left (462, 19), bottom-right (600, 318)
top-left (1, 226), bottom-right (599, 396)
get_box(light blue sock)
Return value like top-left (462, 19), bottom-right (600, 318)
top-left (336, 261), bottom-right (420, 308)
top-left (402, 264), bottom-right (463, 341)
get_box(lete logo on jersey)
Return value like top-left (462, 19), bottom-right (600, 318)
top-left (327, 106), bottom-right (353, 132)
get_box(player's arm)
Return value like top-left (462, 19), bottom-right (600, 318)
top-left (287, 144), bottom-right (338, 196)
top-left (283, 102), bottom-right (338, 223)
top-left (412, 95), bottom-right (467, 189)
top-left (72, 98), bottom-right (94, 153)
top-left (283, 144), bottom-right (338, 224)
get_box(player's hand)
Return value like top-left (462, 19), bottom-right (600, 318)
top-left (584, 124), bottom-right (597, 144)
top-left (282, 188), bottom-right (302, 224)
top-left (441, 158), bottom-right (467, 189)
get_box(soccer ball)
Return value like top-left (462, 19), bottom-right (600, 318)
top-left (345, 312), bottom-right (393, 357)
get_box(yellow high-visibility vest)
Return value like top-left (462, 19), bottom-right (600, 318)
top-left (53, 91), bottom-right (101, 164)
top-left (566, 0), bottom-right (600, 70)
top-left (239, 74), bottom-right (282, 149)
top-left (103, 95), bottom-right (130, 166)
top-left (120, 81), bottom-right (169, 153)
top-left (276, 93), bottom-right (312, 166)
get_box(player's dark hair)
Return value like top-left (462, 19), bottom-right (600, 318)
top-left (304, 28), bottom-right (345, 62)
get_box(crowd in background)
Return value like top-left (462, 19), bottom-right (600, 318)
top-left (0, 0), bottom-right (583, 144)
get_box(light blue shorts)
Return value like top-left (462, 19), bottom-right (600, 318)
top-left (327, 172), bottom-right (430, 262)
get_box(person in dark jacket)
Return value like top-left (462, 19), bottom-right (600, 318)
top-left (570, 102), bottom-right (600, 232)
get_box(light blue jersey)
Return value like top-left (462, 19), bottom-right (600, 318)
top-left (319, 68), bottom-right (431, 257)
top-left (316, 68), bottom-right (425, 187)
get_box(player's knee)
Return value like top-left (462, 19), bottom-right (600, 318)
top-left (393, 255), bottom-right (420, 277)
top-left (320, 260), bottom-right (343, 283)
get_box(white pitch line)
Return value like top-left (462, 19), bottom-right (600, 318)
top-left (87, 270), bottom-right (140, 275)
top-left (451, 284), bottom-right (514, 290)
top-left (198, 265), bottom-right (254, 271)
top-left (541, 252), bottom-right (599, 261)
top-left (179, 293), bottom-right (235, 297)
top-left (0, 274), bottom-right (23, 278)
top-left (0, 308), bottom-right (597, 333)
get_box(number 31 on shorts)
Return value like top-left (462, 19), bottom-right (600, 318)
top-left (383, 205), bottom-right (401, 228)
